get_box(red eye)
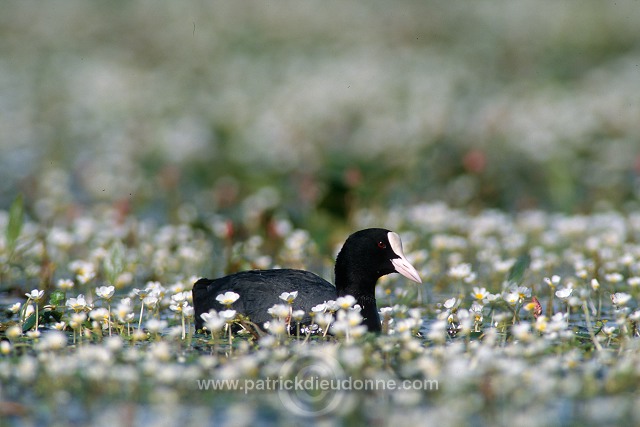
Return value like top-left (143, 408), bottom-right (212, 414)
top-left (378, 241), bottom-right (386, 249)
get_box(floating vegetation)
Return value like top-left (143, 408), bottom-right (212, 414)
top-left (2, 2), bottom-right (640, 426)
top-left (2, 197), bottom-right (640, 425)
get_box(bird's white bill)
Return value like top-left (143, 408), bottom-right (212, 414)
top-left (388, 232), bottom-right (422, 283)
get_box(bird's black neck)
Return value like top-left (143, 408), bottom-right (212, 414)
top-left (346, 292), bottom-right (381, 333)
top-left (335, 255), bottom-right (381, 333)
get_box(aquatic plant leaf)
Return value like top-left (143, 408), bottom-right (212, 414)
top-left (507, 254), bottom-right (531, 285)
top-left (22, 312), bottom-right (36, 332)
top-left (6, 194), bottom-right (24, 255)
top-left (42, 309), bottom-right (63, 324)
top-left (49, 290), bottom-right (65, 307)
top-left (104, 240), bottom-right (125, 283)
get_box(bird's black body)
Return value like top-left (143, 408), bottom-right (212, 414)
top-left (193, 269), bottom-right (334, 328)
top-left (193, 228), bottom-right (421, 333)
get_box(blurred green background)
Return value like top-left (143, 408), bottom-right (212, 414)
top-left (1, 1), bottom-right (640, 230)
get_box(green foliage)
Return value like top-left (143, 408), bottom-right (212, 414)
top-left (49, 290), bottom-right (66, 307)
top-left (1, 4), bottom-right (640, 424)
top-left (6, 194), bottom-right (24, 257)
top-left (1, 3), bottom-right (640, 221)
top-left (507, 254), bottom-right (531, 286)
top-left (104, 241), bottom-right (125, 284)
top-left (22, 312), bottom-right (35, 332)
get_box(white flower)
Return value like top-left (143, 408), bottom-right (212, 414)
top-left (292, 310), bottom-right (306, 321)
top-left (279, 291), bottom-right (298, 304)
top-left (66, 294), bottom-right (89, 312)
top-left (133, 288), bottom-right (149, 299)
top-left (143, 295), bottom-right (159, 309)
top-left (516, 286), bottom-right (531, 300)
top-left (37, 331), bottom-right (67, 350)
top-left (611, 292), bottom-right (632, 306)
top-left (575, 269), bottom-right (588, 279)
top-left (512, 322), bottom-right (532, 341)
top-left (544, 275), bottom-right (561, 288)
top-left (146, 319), bottom-right (168, 333)
top-left (24, 305), bottom-right (34, 317)
top-left (379, 307), bottom-right (393, 316)
top-left (25, 289), bottom-right (44, 302)
top-left (95, 285), bottom-right (115, 300)
top-left (183, 305), bottom-right (194, 317)
top-left (315, 312), bottom-right (333, 328)
top-left (0, 341), bottom-right (11, 355)
top-left (590, 279), bottom-right (600, 291)
top-left (169, 302), bottom-right (185, 313)
top-left (605, 273), bottom-right (624, 283)
top-left (267, 319), bottom-right (287, 335)
top-left (105, 336), bottom-right (123, 352)
top-left (331, 319), bottom-right (349, 335)
top-left (201, 310), bottom-right (225, 332)
top-left (169, 292), bottom-right (190, 313)
top-left (324, 300), bottom-right (339, 312)
top-left (56, 279), bottom-right (74, 291)
top-left (555, 288), bottom-right (573, 301)
top-left (267, 304), bottom-right (290, 319)
top-left (70, 312), bottom-right (87, 328)
top-left (443, 297), bottom-right (458, 309)
top-left (337, 309), bottom-right (363, 327)
top-left (171, 292), bottom-right (189, 303)
top-left (349, 325), bottom-right (368, 338)
top-left (6, 325), bottom-right (22, 340)
top-left (219, 309), bottom-right (237, 321)
top-left (534, 316), bottom-right (548, 333)
top-left (216, 291), bottom-right (240, 306)
top-left (26, 330), bottom-right (41, 339)
top-left (395, 318), bottom-right (416, 335)
top-left (485, 293), bottom-right (500, 303)
top-left (115, 272), bottom-right (133, 288)
top-left (115, 301), bottom-right (132, 322)
top-left (69, 260), bottom-right (96, 284)
top-left (628, 277), bottom-right (640, 288)
top-left (169, 281), bottom-right (185, 294)
top-left (504, 292), bottom-right (519, 306)
top-left (122, 312), bottom-right (135, 323)
top-left (550, 312), bottom-right (568, 325)
top-left (311, 303), bottom-right (327, 313)
top-left (8, 302), bottom-right (21, 314)
top-left (427, 320), bottom-right (447, 343)
top-left (494, 258), bottom-right (516, 274)
top-left (620, 253), bottom-right (635, 266)
top-left (145, 281), bottom-right (165, 297)
top-left (89, 308), bottom-right (109, 321)
top-left (568, 296), bottom-right (582, 307)
top-left (335, 295), bottom-right (357, 309)
top-left (448, 263), bottom-right (472, 280)
top-left (469, 303), bottom-right (483, 319)
top-left (471, 287), bottom-right (489, 301)
top-left (471, 304), bottom-right (484, 323)
top-left (408, 308), bottom-right (422, 319)
top-left (132, 329), bottom-right (147, 341)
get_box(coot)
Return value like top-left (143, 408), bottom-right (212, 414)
top-left (193, 228), bottom-right (421, 333)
